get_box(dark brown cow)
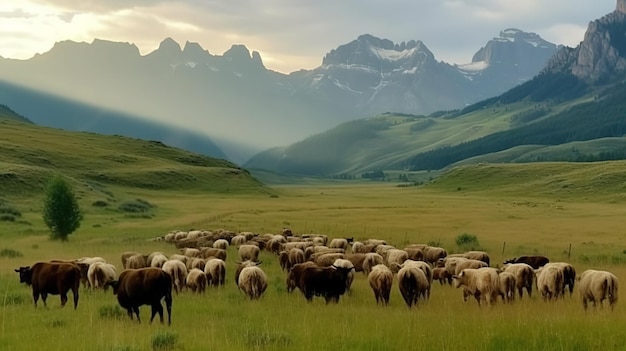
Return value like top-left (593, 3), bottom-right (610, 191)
top-left (296, 264), bottom-right (355, 303)
top-left (504, 255), bottom-right (549, 269)
top-left (107, 267), bottom-right (173, 325)
top-left (15, 262), bottom-right (81, 309)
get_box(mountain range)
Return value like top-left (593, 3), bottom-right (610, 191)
top-left (245, 2), bottom-right (626, 177)
top-left (0, 28), bottom-right (557, 163)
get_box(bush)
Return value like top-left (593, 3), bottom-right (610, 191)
top-left (118, 199), bottom-right (154, 213)
top-left (43, 175), bottom-right (82, 241)
top-left (92, 200), bottom-right (109, 207)
top-left (455, 233), bottom-right (481, 251)
top-left (0, 248), bottom-right (23, 258)
top-left (151, 332), bottom-right (178, 351)
top-left (0, 214), bottom-right (15, 222)
top-left (98, 305), bottom-right (126, 320)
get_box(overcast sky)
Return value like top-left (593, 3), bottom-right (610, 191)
top-left (0, 0), bottom-right (617, 74)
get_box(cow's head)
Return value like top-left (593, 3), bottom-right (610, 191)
top-left (14, 266), bottom-right (33, 285)
top-left (105, 280), bottom-right (120, 295)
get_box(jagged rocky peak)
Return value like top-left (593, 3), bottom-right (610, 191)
top-left (223, 44), bottom-right (265, 68)
top-left (183, 41), bottom-right (209, 56)
top-left (322, 34), bottom-right (432, 66)
top-left (472, 29), bottom-right (555, 63)
top-left (157, 37), bottom-right (182, 54)
top-left (568, 8), bottom-right (626, 82)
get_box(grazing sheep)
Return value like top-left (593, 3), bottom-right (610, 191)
top-left (231, 234), bottom-right (247, 246)
top-left (87, 262), bottom-right (117, 290)
top-left (400, 260), bottom-right (433, 298)
top-left (433, 267), bottom-right (451, 285)
top-left (422, 246), bottom-right (448, 265)
top-left (463, 251), bottom-right (490, 266)
top-left (311, 252), bottom-right (345, 267)
top-left (397, 265), bottom-right (429, 308)
top-left (238, 244), bottom-right (261, 262)
top-left (168, 254), bottom-right (189, 265)
top-left (180, 248), bottom-right (202, 258)
top-left (186, 257), bottom-right (206, 271)
top-left (304, 246), bottom-right (344, 261)
top-left (126, 254), bottom-right (148, 269)
top-left (213, 239), bottom-right (229, 250)
top-left (454, 259), bottom-right (488, 276)
top-left (364, 239), bottom-right (387, 247)
top-left (238, 266), bottom-right (268, 300)
top-left (200, 247), bottom-right (227, 261)
top-left (385, 249), bottom-right (409, 273)
top-left (404, 247), bottom-right (424, 261)
top-left (362, 253), bottom-right (384, 275)
top-left (544, 262), bottom-right (576, 296)
top-left (502, 263), bottom-right (535, 299)
top-left (352, 241), bottom-right (366, 254)
top-left (498, 271), bottom-right (516, 303)
top-left (146, 252), bottom-right (166, 267)
top-left (205, 258), bottom-right (226, 287)
top-left (578, 269), bottom-right (618, 310)
top-left (162, 260), bottom-right (188, 294)
top-left (234, 260), bottom-right (260, 286)
top-left (287, 248), bottom-right (306, 271)
top-left (186, 268), bottom-right (207, 293)
top-left (149, 253), bottom-right (168, 268)
top-left (453, 268), bottom-right (500, 306)
top-left (278, 251), bottom-right (290, 271)
top-left (121, 251), bottom-right (143, 269)
top-left (368, 264), bottom-right (393, 305)
top-left (536, 265), bottom-right (564, 301)
top-left (329, 238), bottom-right (349, 250)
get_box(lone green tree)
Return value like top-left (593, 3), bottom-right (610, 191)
top-left (43, 176), bottom-right (82, 241)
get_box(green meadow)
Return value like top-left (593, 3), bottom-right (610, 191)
top-left (2, 175), bottom-right (626, 350)
top-left (2, 118), bottom-right (626, 350)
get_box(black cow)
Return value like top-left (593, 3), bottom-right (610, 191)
top-left (504, 255), bottom-right (549, 269)
top-left (297, 264), bottom-right (354, 303)
top-left (107, 267), bottom-right (173, 325)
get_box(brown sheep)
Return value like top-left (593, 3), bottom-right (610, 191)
top-left (368, 264), bottom-right (393, 305)
top-left (397, 265), bottom-right (429, 307)
top-left (238, 244), bottom-right (261, 262)
top-left (498, 271), bottom-right (516, 303)
top-left (502, 263), bottom-right (535, 299)
top-left (543, 262), bottom-right (576, 296)
top-left (578, 269), bottom-right (618, 310)
top-left (238, 266), bottom-right (268, 300)
top-left (362, 253), bottom-right (384, 275)
top-left (432, 267), bottom-right (451, 285)
top-left (454, 259), bottom-right (488, 276)
top-left (186, 268), bottom-right (208, 293)
top-left (162, 260), bottom-right (188, 294)
top-left (205, 258), bottom-right (226, 286)
top-left (536, 265), bottom-right (564, 301)
top-left (453, 267), bottom-right (500, 306)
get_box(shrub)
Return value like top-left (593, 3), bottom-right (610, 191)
top-left (0, 214), bottom-right (15, 222)
top-left (0, 248), bottom-right (23, 258)
top-left (98, 305), bottom-right (126, 320)
top-left (118, 199), bottom-right (154, 213)
top-left (455, 233), bottom-right (481, 251)
top-left (1, 292), bottom-right (27, 306)
top-left (92, 200), bottom-right (109, 207)
top-left (43, 175), bottom-right (82, 241)
top-left (151, 332), bottom-right (178, 351)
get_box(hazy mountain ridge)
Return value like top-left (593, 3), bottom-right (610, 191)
top-left (0, 28), bottom-right (557, 163)
top-left (246, 4), bottom-right (626, 175)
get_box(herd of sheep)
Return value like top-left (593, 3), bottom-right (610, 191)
top-left (14, 228), bottom-right (619, 324)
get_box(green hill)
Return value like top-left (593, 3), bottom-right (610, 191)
top-left (0, 104), bottom-right (32, 123)
top-left (427, 161), bottom-right (626, 200)
top-left (0, 117), bottom-right (269, 197)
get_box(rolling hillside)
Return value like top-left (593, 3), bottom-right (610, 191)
top-left (0, 117), bottom-right (270, 198)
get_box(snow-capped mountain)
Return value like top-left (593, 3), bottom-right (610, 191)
top-left (0, 30), bottom-right (558, 161)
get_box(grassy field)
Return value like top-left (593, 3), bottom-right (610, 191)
top-left (2, 166), bottom-right (626, 350)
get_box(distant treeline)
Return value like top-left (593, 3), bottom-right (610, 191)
top-left (397, 80), bottom-right (626, 171)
